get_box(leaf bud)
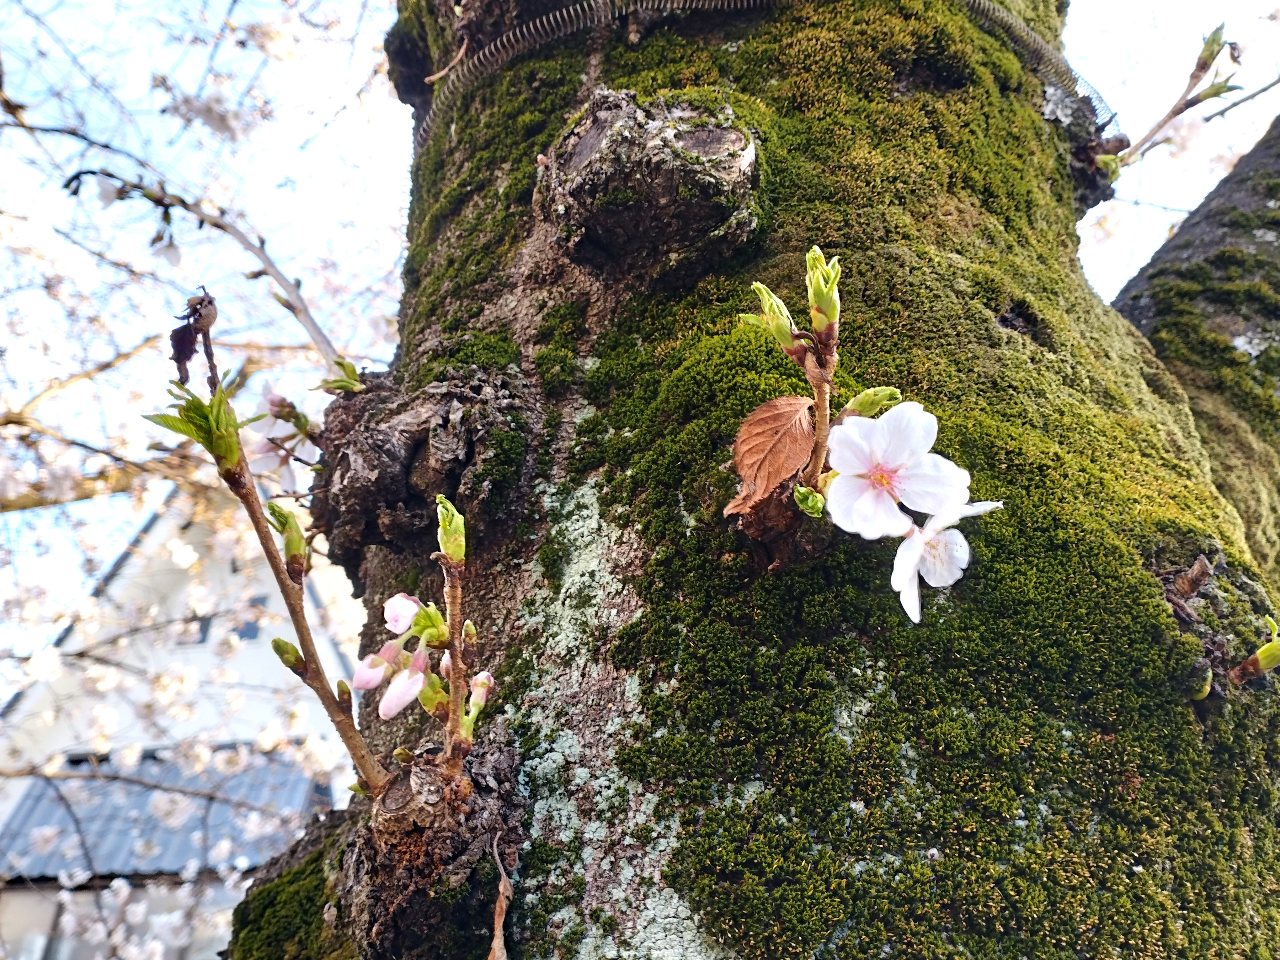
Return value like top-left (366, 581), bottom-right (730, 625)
top-left (1194, 23), bottom-right (1226, 79)
top-left (266, 503), bottom-right (308, 581)
top-left (805, 246), bottom-right (841, 343)
top-left (435, 494), bottom-right (467, 564)
top-left (841, 386), bottom-right (902, 419)
top-left (413, 602), bottom-right (449, 648)
top-left (1183, 76), bottom-right (1241, 110)
top-left (271, 637), bottom-right (305, 677)
top-left (318, 357), bottom-right (365, 394)
top-left (793, 485), bottom-right (826, 519)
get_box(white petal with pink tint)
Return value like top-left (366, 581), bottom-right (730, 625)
top-left (379, 669), bottom-right (425, 720)
top-left (826, 474), bottom-right (912, 539)
top-left (891, 533), bottom-right (926, 623)
top-left (352, 655), bottom-right (389, 691)
top-left (383, 593), bottom-right (424, 633)
top-left (875, 401), bottom-right (937, 467)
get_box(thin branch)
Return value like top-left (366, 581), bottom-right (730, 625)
top-left (0, 123), bottom-right (156, 173)
top-left (425, 40), bottom-right (468, 84)
top-left (1205, 74), bottom-right (1280, 122)
top-left (66, 170), bottom-right (340, 368)
top-left (193, 0), bottom-right (242, 101)
top-left (52, 227), bottom-right (190, 293)
top-left (0, 441), bottom-right (210, 514)
top-left (21, 336), bottom-right (160, 413)
top-left (1121, 73), bottom-right (1202, 167)
top-left (0, 767), bottom-right (292, 818)
top-left (223, 458), bottom-right (389, 792)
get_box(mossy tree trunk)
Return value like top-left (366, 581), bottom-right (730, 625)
top-left (1116, 114), bottom-right (1280, 587)
top-left (229, 3), bottom-right (1280, 958)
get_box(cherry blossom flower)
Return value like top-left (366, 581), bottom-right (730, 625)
top-left (891, 501), bottom-right (1003, 623)
top-left (154, 239), bottom-right (181, 266)
top-left (439, 650), bottom-right (453, 681)
top-left (379, 648), bottom-right (428, 720)
top-left (825, 401), bottom-right (970, 539)
top-left (383, 592), bottom-right (425, 633)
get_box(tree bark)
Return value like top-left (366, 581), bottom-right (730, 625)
top-left (1116, 114), bottom-right (1280, 584)
top-left (228, 3), bottom-right (1280, 959)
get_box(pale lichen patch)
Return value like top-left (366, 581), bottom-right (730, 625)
top-left (513, 482), bottom-right (732, 959)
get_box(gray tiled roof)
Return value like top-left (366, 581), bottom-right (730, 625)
top-left (0, 749), bottom-right (326, 883)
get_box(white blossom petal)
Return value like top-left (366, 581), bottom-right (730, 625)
top-left (892, 531), bottom-right (926, 592)
top-left (919, 528), bottom-right (970, 587)
top-left (897, 569), bottom-right (921, 623)
top-left (827, 418), bottom-right (878, 474)
top-left (379, 669), bottom-right (425, 720)
top-left (278, 460), bottom-right (298, 493)
top-left (876, 401), bottom-right (937, 468)
top-left (892, 530), bottom-right (925, 622)
top-left (352, 655), bottom-right (389, 691)
top-left (926, 499), bottom-right (1004, 534)
top-left (896, 453), bottom-right (970, 515)
top-left (96, 175), bottom-right (119, 208)
top-left (384, 593), bottom-right (424, 633)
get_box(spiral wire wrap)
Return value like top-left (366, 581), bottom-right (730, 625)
top-left (413, 0), bottom-right (1114, 155)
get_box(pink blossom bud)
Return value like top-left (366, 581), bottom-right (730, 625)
top-left (262, 383), bottom-right (292, 418)
top-left (379, 668), bottom-right (425, 720)
top-left (352, 655), bottom-right (389, 691)
top-left (439, 651), bottom-right (452, 681)
top-left (469, 671), bottom-right (496, 710)
top-left (383, 593), bottom-right (424, 634)
top-left (350, 640), bottom-right (405, 690)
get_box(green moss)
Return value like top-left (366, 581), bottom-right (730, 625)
top-left (414, 331), bottom-right (520, 385)
top-left (227, 848), bottom-right (354, 960)
top-left (534, 345), bottom-right (580, 398)
top-left (476, 422), bottom-right (528, 516)
top-left (1137, 246), bottom-right (1280, 579)
top-left (398, 33), bottom-right (587, 371)
top-left (536, 532), bottom-right (569, 590)
top-left (580, 2), bottom-right (1271, 957)
top-left (396, 0), bottom-right (1280, 956)
top-left (536, 301), bottom-right (588, 346)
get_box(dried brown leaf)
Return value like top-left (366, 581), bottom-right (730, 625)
top-left (486, 833), bottom-right (514, 960)
top-left (724, 395), bottom-right (814, 516)
top-left (169, 322), bottom-right (197, 385)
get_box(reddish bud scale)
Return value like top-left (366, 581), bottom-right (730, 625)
top-left (1228, 653), bottom-right (1262, 686)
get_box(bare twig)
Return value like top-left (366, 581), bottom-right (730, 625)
top-left (425, 39), bottom-right (468, 84)
top-left (0, 766), bottom-right (292, 818)
top-left (223, 456), bottom-right (389, 792)
top-left (65, 169), bottom-right (341, 368)
top-left (20, 336), bottom-right (160, 413)
top-left (0, 123), bottom-right (157, 172)
top-left (1205, 74), bottom-right (1280, 122)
